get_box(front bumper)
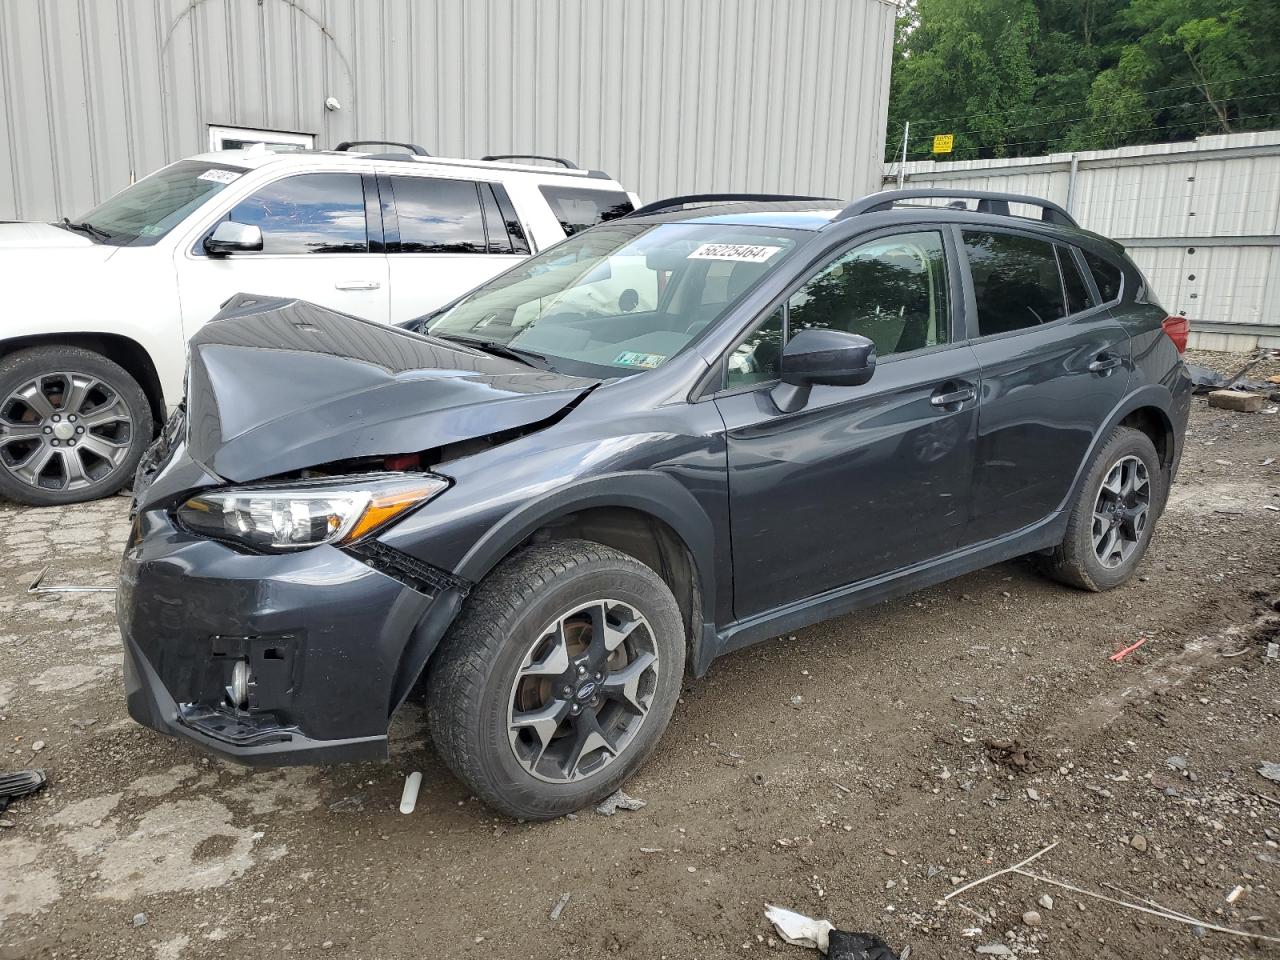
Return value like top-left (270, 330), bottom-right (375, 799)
top-left (118, 508), bottom-right (464, 766)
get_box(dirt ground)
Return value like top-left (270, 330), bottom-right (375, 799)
top-left (1, 388), bottom-right (1278, 960)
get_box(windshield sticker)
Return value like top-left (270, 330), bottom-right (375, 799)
top-left (198, 169), bottom-right (242, 184)
top-left (614, 351), bottom-right (666, 369)
top-left (687, 242), bottom-right (782, 263)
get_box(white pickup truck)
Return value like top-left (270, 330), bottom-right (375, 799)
top-left (0, 143), bottom-right (638, 505)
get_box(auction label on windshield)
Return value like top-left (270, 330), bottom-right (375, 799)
top-left (198, 169), bottom-right (242, 184)
top-left (687, 242), bottom-right (781, 263)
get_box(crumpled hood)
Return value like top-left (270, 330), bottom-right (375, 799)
top-left (185, 295), bottom-right (599, 482)
top-left (0, 221), bottom-right (115, 255)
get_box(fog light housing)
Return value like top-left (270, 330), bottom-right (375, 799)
top-left (228, 659), bottom-right (252, 709)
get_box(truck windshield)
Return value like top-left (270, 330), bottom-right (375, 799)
top-left (64, 160), bottom-right (247, 246)
top-left (428, 220), bottom-right (807, 377)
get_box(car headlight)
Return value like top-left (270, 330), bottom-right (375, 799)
top-left (175, 473), bottom-right (448, 552)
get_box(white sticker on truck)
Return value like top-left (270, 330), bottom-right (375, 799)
top-left (198, 169), bottom-right (242, 184)
top-left (687, 242), bottom-right (782, 263)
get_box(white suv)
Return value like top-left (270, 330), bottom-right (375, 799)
top-left (0, 142), bottom-right (638, 505)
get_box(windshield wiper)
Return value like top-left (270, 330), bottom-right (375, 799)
top-left (432, 333), bottom-right (553, 370)
top-left (59, 218), bottom-right (112, 242)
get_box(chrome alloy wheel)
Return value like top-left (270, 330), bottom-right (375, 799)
top-left (507, 599), bottom-right (659, 784)
top-left (0, 372), bottom-right (134, 492)
top-left (1092, 454), bottom-right (1151, 569)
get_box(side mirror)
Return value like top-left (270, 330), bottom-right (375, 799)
top-left (204, 221), bottom-right (263, 257)
top-left (772, 328), bottom-right (876, 413)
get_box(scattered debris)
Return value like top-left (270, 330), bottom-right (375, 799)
top-left (595, 790), bottom-right (646, 816)
top-left (1207, 390), bottom-right (1267, 413)
top-left (132, 913), bottom-right (148, 928)
top-left (1225, 885), bottom-right (1245, 904)
top-left (0, 768), bottom-right (46, 814)
top-left (1258, 762), bottom-right (1280, 783)
top-left (1021, 910), bottom-right (1041, 927)
top-left (766, 905), bottom-right (834, 952)
top-left (1109, 637), bottom-right (1148, 662)
top-left (1187, 357), bottom-right (1267, 394)
top-left (1266, 642), bottom-right (1278, 662)
top-left (26, 564), bottom-right (117, 594)
top-left (765, 906), bottom-right (901, 959)
top-left (983, 739), bottom-right (1039, 774)
top-left (1038, 894), bottom-right (1054, 910)
top-left (975, 945), bottom-right (1012, 956)
top-left (944, 841), bottom-right (1280, 945)
top-left (327, 794), bottom-right (365, 812)
top-left (549, 892), bottom-right (571, 922)
top-left (828, 929), bottom-right (901, 960)
top-left (1166, 755), bottom-right (1188, 772)
top-left (951, 695), bottom-right (979, 706)
top-left (399, 771), bottom-right (422, 814)
top-left (1130, 833), bottom-right (1149, 853)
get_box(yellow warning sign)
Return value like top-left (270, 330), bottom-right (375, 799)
top-left (932, 134), bottom-right (954, 154)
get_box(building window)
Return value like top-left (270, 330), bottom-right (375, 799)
top-left (208, 125), bottom-right (315, 153)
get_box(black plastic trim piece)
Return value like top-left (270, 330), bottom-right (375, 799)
top-left (348, 540), bottom-right (472, 597)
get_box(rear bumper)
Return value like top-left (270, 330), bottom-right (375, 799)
top-left (118, 509), bottom-right (464, 766)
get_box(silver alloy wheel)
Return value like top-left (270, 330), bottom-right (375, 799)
top-left (0, 371), bottom-right (133, 492)
top-left (507, 598), bottom-right (659, 784)
top-left (1091, 454), bottom-right (1151, 568)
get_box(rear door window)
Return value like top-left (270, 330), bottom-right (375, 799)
top-left (390, 176), bottom-right (487, 253)
top-left (1083, 250), bottom-right (1124, 303)
top-left (963, 231), bottom-right (1066, 336)
top-left (1058, 246), bottom-right (1097, 315)
top-left (226, 173), bottom-right (368, 254)
top-left (538, 186), bottom-right (634, 237)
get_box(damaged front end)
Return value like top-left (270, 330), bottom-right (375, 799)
top-left (119, 296), bottom-right (597, 765)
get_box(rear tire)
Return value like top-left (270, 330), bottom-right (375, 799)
top-left (0, 346), bottom-right (153, 506)
top-left (426, 539), bottom-right (685, 820)
top-left (1037, 426), bottom-right (1163, 591)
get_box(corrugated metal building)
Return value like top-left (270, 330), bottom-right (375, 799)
top-left (0, 0), bottom-right (897, 223)
top-left (886, 132), bottom-right (1280, 351)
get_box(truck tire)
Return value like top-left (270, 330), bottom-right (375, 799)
top-left (0, 345), bottom-right (153, 506)
top-left (1037, 426), bottom-right (1163, 592)
top-left (426, 539), bottom-right (685, 820)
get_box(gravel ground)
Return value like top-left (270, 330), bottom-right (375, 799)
top-left (0, 400), bottom-right (1277, 960)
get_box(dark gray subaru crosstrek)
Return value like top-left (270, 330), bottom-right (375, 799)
top-left (119, 188), bottom-right (1192, 819)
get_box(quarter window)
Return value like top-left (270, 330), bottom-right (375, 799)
top-left (788, 231), bottom-right (951, 356)
top-left (391, 176), bottom-right (487, 253)
top-left (963, 231), bottom-right (1066, 335)
top-left (1058, 247), bottom-right (1097, 315)
top-left (1083, 250), bottom-right (1124, 302)
top-left (726, 307), bottom-right (784, 388)
top-left (539, 186), bottom-right (634, 237)
top-left (225, 173), bottom-right (368, 254)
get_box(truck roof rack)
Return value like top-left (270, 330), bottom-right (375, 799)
top-left (628, 193), bottom-right (844, 218)
top-left (334, 140), bottom-right (431, 156)
top-left (481, 154), bottom-right (578, 169)
top-left (836, 188), bottom-right (1078, 227)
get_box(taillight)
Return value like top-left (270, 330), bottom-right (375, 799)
top-left (1161, 315), bottom-right (1189, 353)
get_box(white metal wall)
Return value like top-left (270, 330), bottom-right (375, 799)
top-left (0, 0), bottom-right (896, 222)
top-left (884, 132), bottom-right (1280, 351)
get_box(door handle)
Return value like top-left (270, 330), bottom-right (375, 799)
top-left (335, 280), bottom-right (381, 291)
top-left (1088, 353), bottom-right (1122, 373)
top-left (930, 385), bottom-right (976, 408)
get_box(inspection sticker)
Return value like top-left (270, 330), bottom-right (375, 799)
top-left (614, 351), bottom-right (667, 369)
top-left (687, 242), bottom-right (782, 263)
top-left (198, 169), bottom-right (242, 184)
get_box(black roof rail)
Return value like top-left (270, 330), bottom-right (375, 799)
top-left (836, 188), bottom-right (1078, 227)
top-left (481, 154), bottom-right (579, 169)
top-left (334, 140), bottom-right (431, 157)
top-left (628, 193), bottom-right (844, 218)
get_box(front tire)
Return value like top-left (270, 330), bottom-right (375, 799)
top-left (1037, 426), bottom-right (1163, 591)
top-left (0, 346), bottom-right (153, 506)
top-left (426, 539), bottom-right (686, 820)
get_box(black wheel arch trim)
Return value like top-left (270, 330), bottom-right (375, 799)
top-left (1060, 385), bottom-right (1179, 516)
top-left (449, 470), bottom-right (719, 667)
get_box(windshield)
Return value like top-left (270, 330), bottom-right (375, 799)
top-left (427, 221), bottom-right (808, 377)
top-left (67, 160), bottom-right (247, 245)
